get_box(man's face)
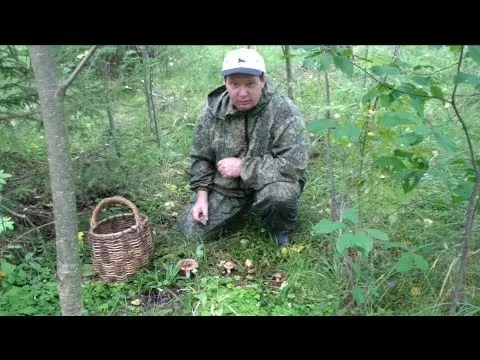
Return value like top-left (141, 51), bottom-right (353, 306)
top-left (225, 74), bottom-right (266, 111)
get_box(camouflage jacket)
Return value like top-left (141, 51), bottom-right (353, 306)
top-left (189, 83), bottom-right (309, 198)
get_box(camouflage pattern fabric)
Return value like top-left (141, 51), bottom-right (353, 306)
top-left (178, 181), bottom-right (301, 241)
top-left (178, 83), bottom-right (309, 241)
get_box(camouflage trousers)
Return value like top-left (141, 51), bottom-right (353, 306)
top-left (178, 181), bottom-right (301, 242)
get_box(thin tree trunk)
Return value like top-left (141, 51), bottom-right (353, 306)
top-left (324, 70), bottom-right (336, 221)
top-left (142, 45), bottom-right (160, 147)
top-left (450, 45), bottom-right (479, 314)
top-left (363, 46), bottom-right (369, 88)
top-left (106, 105), bottom-right (121, 158)
top-left (99, 60), bottom-right (121, 158)
top-left (281, 45), bottom-right (295, 100)
top-left (28, 45), bottom-right (84, 316)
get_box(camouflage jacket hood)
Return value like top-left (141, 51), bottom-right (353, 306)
top-left (189, 83), bottom-right (309, 197)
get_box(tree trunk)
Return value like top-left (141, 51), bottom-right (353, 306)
top-left (141, 45), bottom-right (160, 147)
top-left (323, 70), bottom-right (336, 222)
top-left (28, 45), bottom-right (84, 316)
top-left (281, 45), bottom-right (295, 100)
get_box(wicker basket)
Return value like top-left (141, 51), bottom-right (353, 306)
top-left (87, 196), bottom-right (154, 282)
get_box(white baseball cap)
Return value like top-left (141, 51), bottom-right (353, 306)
top-left (221, 48), bottom-right (266, 76)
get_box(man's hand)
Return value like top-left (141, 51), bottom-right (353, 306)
top-left (217, 157), bottom-right (242, 179)
top-left (192, 190), bottom-right (208, 225)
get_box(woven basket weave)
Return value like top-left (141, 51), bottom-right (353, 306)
top-left (87, 196), bottom-right (154, 282)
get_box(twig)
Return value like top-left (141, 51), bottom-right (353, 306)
top-left (0, 203), bottom-right (40, 235)
top-left (57, 45), bottom-right (99, 97)
top-left (417, 62), bottom-right (460, 76)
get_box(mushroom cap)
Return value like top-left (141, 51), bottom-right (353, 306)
top-left (223, 261), bottom-right (235, 270)
top-left (179, 258), bottom-right (198, 271)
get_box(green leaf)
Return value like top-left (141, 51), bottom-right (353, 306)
top-left (352, 231), bottom-right (374, 257)
top-left (362, 88), bottom-right (379, 105)
top-left (352, 287), bottom-right (365, 305)
top-left (467, 45), bottom-right (480, 64)
top-left (411, 75), bottom-right (432, 87)
top-left (410, 97), bottom-right (425, 118)
top-left (366, 229), bottom-right (389, 241)
top-left (448, 45), bottom-right (462, 54)
top-left (302, 56), bottom-right (316, 69)
top-left (1, 260), bottom-right (16, 275)
top-left (430, 85), bottom-right (444, 100)
top-left (375, 156), bottom-right (406, 171)
top-left (414, 123), bottom-right (430, 137)
top-left (0, 170), bottom-right (12, 185)
top-left (400, 170), bottom-right (423, 193)
top-left (308, 119), bottom-right (337, 133)
top-left (453, 181), bottom-right (473, 202)
top-left (336, 233), bottom-right (354, 255)
top-left (395, 132), bottom-right (424, 146)
top-left (318, 55), bottom-right (333, 71)
top-left (407, 155), bottom-right (429, 170)
top-left (313, 219), bottom-right (345, 234)
top-left (379, 94), bottom-right (393, 108)
top-left (334, 123), bottom-right (361, 142)
top-left (0, 216), bottom-right (15, 232)
top-left (433, 128), bottom-right (457, 153)
top-left (395, 253), bottom-right (414, 273)
top-left (413, 254), bottom-right (429, 272)
top-left (333, 56), bottom-right (353, 77)
top-left (371, 65), bottom-right (399, 76)
top-left (342, 208), bottom-right (358, 225)
top-left (393, 149), bottom-right (412, 159)
top-left (454, 72), bottom-right (480, 86)
top-left (380, 112), bottom-right (419, 127)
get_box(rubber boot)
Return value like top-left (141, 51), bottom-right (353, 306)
top-left (274, 231), bottom-right (290, 248)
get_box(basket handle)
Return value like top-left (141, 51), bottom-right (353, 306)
top-left (90, 196), bottom-right (143, 229)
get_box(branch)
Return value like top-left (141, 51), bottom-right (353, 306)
top-left (0, 203), bottom-right (40, 235)
top-left (57, 45), bottom-right (99, 97)
top-left (0, 110), bottom-right (40, 122)
top-left (351, 61), bottom-right (452, 103)
top-left (451, 48), bottom-right (477, 172)
top-left (417, 62), bottom-right (460, 76)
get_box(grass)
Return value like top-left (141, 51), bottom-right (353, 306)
top-left (1, 45), bottom-right (479, 316)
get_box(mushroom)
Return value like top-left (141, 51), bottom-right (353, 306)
top-left (176, 258), bottom-right (198, 278)
top-left (244, 259), bottom-right (256, 274)
top-left (223, 261), bottom-right (236, 275)
top-left (272, 272), bottom-right (285, 283)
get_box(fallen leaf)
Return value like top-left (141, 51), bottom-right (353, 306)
top-left (290, 245), bottom-right (305, 253)
top-left (130, 298), bottom-right (141, 306)
top-left (411, 287), bottom-right (421, 297)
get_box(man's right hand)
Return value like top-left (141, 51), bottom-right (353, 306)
top-left (192, 190), bottom-right (209, 224)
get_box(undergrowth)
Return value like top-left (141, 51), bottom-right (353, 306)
top-left (0, 45), bottom-right (479, 316)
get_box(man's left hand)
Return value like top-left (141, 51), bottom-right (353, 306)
top-left (217, 157), bottom-right (242, 179)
